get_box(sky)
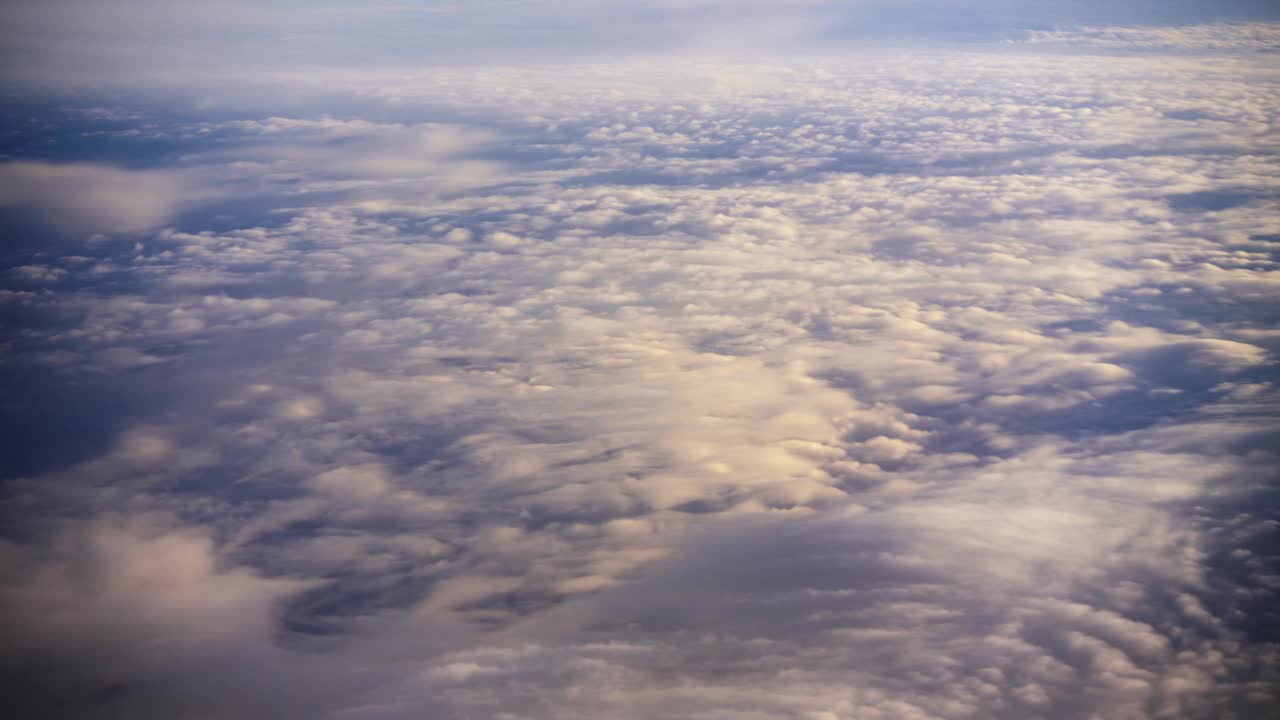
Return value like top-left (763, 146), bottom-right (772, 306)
top-left (1, 2), bottom-right (1279, 719)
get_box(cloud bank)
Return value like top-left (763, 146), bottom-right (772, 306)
top-left (1, 10), bottom-right (1278, 720)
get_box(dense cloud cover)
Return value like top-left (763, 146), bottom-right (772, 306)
top-left (1, 5), bottom-right (1279, 720)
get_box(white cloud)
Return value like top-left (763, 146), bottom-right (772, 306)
top-left (1024, 23), bottom-right (1280, 51)
top-left (0, 162), bottom-right (199, 235)
top-left (2, 21), bottom-right (1279, 720)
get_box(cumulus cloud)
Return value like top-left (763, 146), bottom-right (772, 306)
top-left (0, 162), bottom-right (198, 236)
top-left (0, 118), bottom-right (501, 247)
top-left (2, 13), bottom-right (1279, 720)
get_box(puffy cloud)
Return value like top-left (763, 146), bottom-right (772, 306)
top-left (0, 162), bottom-right (199, 236)
top-left (0, 516), bottom-right (307, 716)
top-left (2, 18), bottom-right (1279, 720)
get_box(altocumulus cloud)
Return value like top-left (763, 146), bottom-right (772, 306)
top-left (1, 4), bottom-right (1279, 720)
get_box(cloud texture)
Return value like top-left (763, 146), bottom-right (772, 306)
top-left (1, 9), bottom-right (1278, 720)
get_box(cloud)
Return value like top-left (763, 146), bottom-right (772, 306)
top-left (5, 2), bottom-right (1279, 88)
top-left (1024, 23), bottom-right (1280, 51)
top-left (0, 118), bottom-right (501, 247)
top-left (0, 515), bottom-right (307, 716)
top-left (2, 17), bottom-right (1279, 720)
top-left (210, 119), bottom-right (503, 182)
top-left (0, 162), bottom-right (198, 236)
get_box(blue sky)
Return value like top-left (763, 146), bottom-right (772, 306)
top-left (2, 3), bottom-right (1279, 719)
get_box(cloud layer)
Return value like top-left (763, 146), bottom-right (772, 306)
top-left (1, 16), bottom-right (1278, 720)
top-left (5, 1), bottom-right (1280, 87)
